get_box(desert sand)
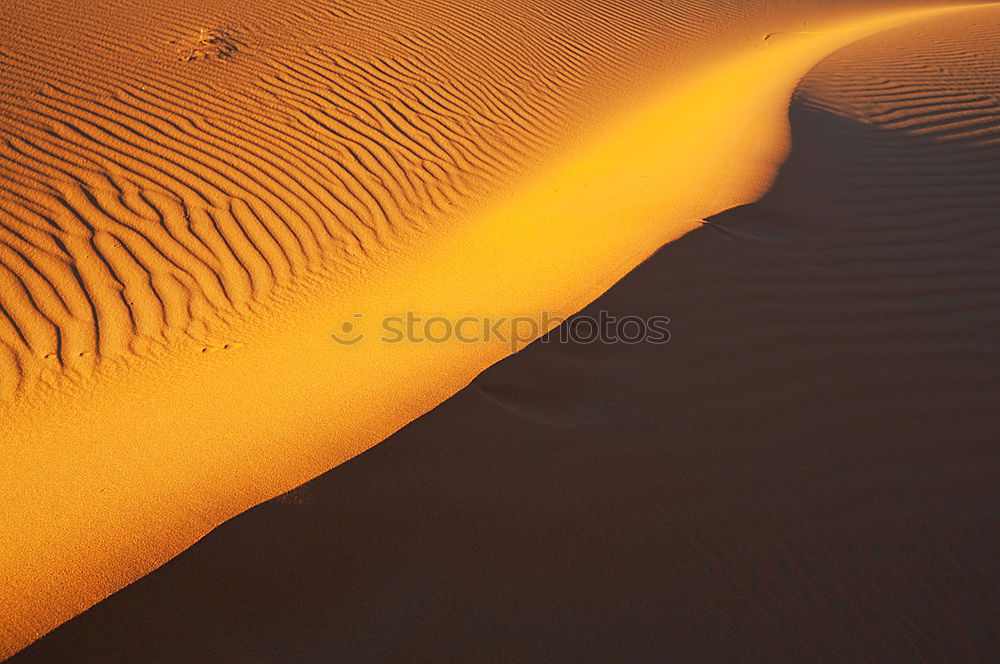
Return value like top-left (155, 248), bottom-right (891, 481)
top-left (1, 0), bottom-right (999, 660)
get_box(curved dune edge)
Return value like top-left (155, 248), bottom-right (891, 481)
top-left (0, 3), bottom-right (991, 657)
top-left (9, 5), bottom-right (1000, 659)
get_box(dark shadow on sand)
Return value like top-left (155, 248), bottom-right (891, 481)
top-left (13, 66), bottom-right (1000, 664)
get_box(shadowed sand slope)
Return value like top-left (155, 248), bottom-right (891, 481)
top-left (2, 0), bottom-right (998, 658)
top-left (11, 7), bottom-right (999, 662)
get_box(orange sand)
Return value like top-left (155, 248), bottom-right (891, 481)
top-left (1, 0), bottom-right (997, 658)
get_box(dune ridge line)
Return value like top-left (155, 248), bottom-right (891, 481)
top-left (1, 1), bottom-right (995, 657)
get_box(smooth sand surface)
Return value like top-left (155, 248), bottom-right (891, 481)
top-left (2, 0), bottom-right (998, 658)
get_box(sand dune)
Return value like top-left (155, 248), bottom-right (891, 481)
top-left (1, 0), bottom-right (664, 391)
top-left (1, 0), bottom-right (978, 391)
top-left (1, 0), bottom-right (998, 658)
top-left (10, 6), bottom-right (999, 661)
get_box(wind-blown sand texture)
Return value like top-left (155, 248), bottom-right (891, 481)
top-left (2, 0), bottom-right (999, 659)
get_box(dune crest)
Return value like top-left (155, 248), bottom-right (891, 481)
top-left (0, 0), bottom-right (995, 657)
top-left (14, 7), bottom-right (998, 662)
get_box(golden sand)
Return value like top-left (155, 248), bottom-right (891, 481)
top-left (1, 0), bottom-right (998, 657)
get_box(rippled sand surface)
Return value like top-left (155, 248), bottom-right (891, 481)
top-left (2, 0), bottom-right (998, 658)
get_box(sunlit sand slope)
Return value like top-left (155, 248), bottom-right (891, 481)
top-left (0, 0), bottom-right (710, 392)
top-left (0, 0), bottom-right (975, 392)
top-left (12, 7), bottom-right (997, 662)
top-left (0, 0), bottom-right (994, 658)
